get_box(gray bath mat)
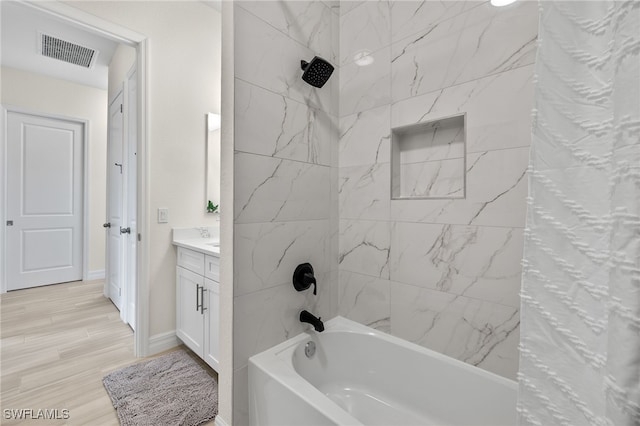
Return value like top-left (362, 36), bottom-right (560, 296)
top-left (103, 349), bottom-right (217, 426)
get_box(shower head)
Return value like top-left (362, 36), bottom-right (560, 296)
top-left (300, 56), bottom-right (334, 88)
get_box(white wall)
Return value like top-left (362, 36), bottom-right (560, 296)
top-left (108, 43), bottom-right (136, 102)
top-left (1, 66), bottom-right (108, 275)
top-left (62, 1), bottom-right (222, 339)
top-left (336, 0), bottom-right (537, 380)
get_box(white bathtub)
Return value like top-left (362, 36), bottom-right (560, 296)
top-left (248, 316), bottom-right (517, 426)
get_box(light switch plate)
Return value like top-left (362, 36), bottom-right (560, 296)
top-left (158, 208), bottom-right (169, 223)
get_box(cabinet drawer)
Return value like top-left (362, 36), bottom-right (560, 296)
top-left (177, 247), bottom-right (205, 275)
top-left (204, 255), bottom-right (220, 281)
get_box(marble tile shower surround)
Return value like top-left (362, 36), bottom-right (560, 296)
top-left (389, 0), bottom-right (538, 102)
top-left (234, 4), bottom-right (338, 114)
top-left (338, 0), bottom-right (538, 116)
top-left (234, 151), bottom-right (331, 223)
top-left (391, 222), bottom-right (524, 309)
top-left (390, 281), bottom-right (520, 379)
top-left (234, 219), bottom-right (331, 297)
top-left (232, 2), bottom-right (340, 424)
top-left (234, 79), bottom-right (333, 166)
top-left (238, 1), bottom-right (335, 62)
top-left (232, 1), bottom-right (537, 421)
top-left (336, 0), bottom-right (537, 381)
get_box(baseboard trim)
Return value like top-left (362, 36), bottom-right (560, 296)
top-left (214, 415), bottom-right (229, 426)
top-left (148, 331), bottom-right (179, 355)
top-left (86, 269), bottom-right (105, 281)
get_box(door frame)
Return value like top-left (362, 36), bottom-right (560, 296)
top-left (124, 64), bottom-right (138, 329)
top-left (1, 107), bottom-right (89, 290)
top-left (0, 0), bottom-right (151, 358)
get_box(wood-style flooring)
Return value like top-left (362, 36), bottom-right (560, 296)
top-left (0, 279), bottom-right (214, 425)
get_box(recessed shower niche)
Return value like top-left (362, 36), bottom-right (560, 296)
top-left (391, 114), bottom-right (466, 199)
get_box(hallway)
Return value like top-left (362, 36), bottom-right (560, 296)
top-left (1, 280), bottom-right (134, 424)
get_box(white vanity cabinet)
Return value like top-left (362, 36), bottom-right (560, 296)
top-left (204, 277), bottom-right (219, 369)
top-left (176, 246), bottom-right (220, 371)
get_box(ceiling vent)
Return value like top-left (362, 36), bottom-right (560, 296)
top-left (38, 32), bottom-right (99, 68)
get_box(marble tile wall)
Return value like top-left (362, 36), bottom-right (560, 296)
top-left (337, 0), bottom-right (538, 380)
top-left (231, 1), bottom-right (537, 420)
top-left (232, 2), bottom-right (339, 424)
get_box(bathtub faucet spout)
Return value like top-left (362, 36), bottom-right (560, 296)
top-left (300, 310), bottom-right (324, 332)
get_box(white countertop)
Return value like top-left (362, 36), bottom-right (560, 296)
top-left (172, 227), bottom-right (220, 257)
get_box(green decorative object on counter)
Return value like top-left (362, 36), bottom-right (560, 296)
top-left (207, 201), bottom-right (219, 213)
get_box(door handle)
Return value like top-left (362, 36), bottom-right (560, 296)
top-left (6, 220), bottom-right (13, 226)
top-left (196, 284), bottom-right (202, 312)
top-left (200, 286), bottom-right (207, 314)
top-left (103, 222), bottom-right (111, 228)
top-left (120, 227), bottom-right (131, 234)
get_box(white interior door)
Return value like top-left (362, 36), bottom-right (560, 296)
top-left (6, 112), bottom-right (84, 290)
top-left (107, 92), bottom-right (124, 310)
top-left (125, 67), bottom-right (137, 329)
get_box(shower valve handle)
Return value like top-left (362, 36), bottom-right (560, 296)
top-left (293, 263), bottom-right (317, 295)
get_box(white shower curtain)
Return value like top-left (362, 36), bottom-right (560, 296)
top-left (518, 1), bottom-right (640, 425)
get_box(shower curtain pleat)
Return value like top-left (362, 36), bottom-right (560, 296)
top-left (518, 1), bottom-right (640, 425)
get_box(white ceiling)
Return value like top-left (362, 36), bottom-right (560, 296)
top-left (1, 1), bottom-right (120, 90)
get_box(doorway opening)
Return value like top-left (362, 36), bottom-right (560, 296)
top-left (0, 0), bottom-right (150, 357)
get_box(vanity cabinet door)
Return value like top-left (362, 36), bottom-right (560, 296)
top-left (176, 266), bottom-right (204, 358)
top-left (204, 278), bottom-right (220, 371)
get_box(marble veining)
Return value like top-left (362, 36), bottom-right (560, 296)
top-left (235, 6), bottom-right (333, 113)
top-left (235, 79), bottom-right (333, 165)
top-left (237, 1), bottom-right (334, 63)
top-left (390, 281), bottom-right (520, 379)
top-left (234, 152), bottom-right (330, 224)
top-left (399, 158), bottom-right (465, 198)
top-left (339, 105), bottom-right (391, 167)
top-left (391, 147), bottom-right (529, 228)
top-left (339, 0), bottom-right (391, 66)
top-left (338, 270), bottom-right (391, 332)
top-left (234, 220), bottom-right (330, 296)
top-left (391, 65), bottom-right (534, 154)
top-left (397, 121), bottom-right (464, 164)
top-left (339, 220), bottom-right (391, 279)
top-left (234, 283), bottom-right (316, 369)
top-left (390, 0), bottom-right (483, 44)
top-left (339, 163), bottom-right (390, 220)
top-left (390, 1), bottom-right (538, 102)
top-left (322, 0), bottom-right (340, 15)
top-left (391, 222), bottom-right (524, 308)
top-left (339, 47), bottom-right (391, 116)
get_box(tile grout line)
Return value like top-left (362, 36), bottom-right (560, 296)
top-left (338, 268), bottom-right (521, 311)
